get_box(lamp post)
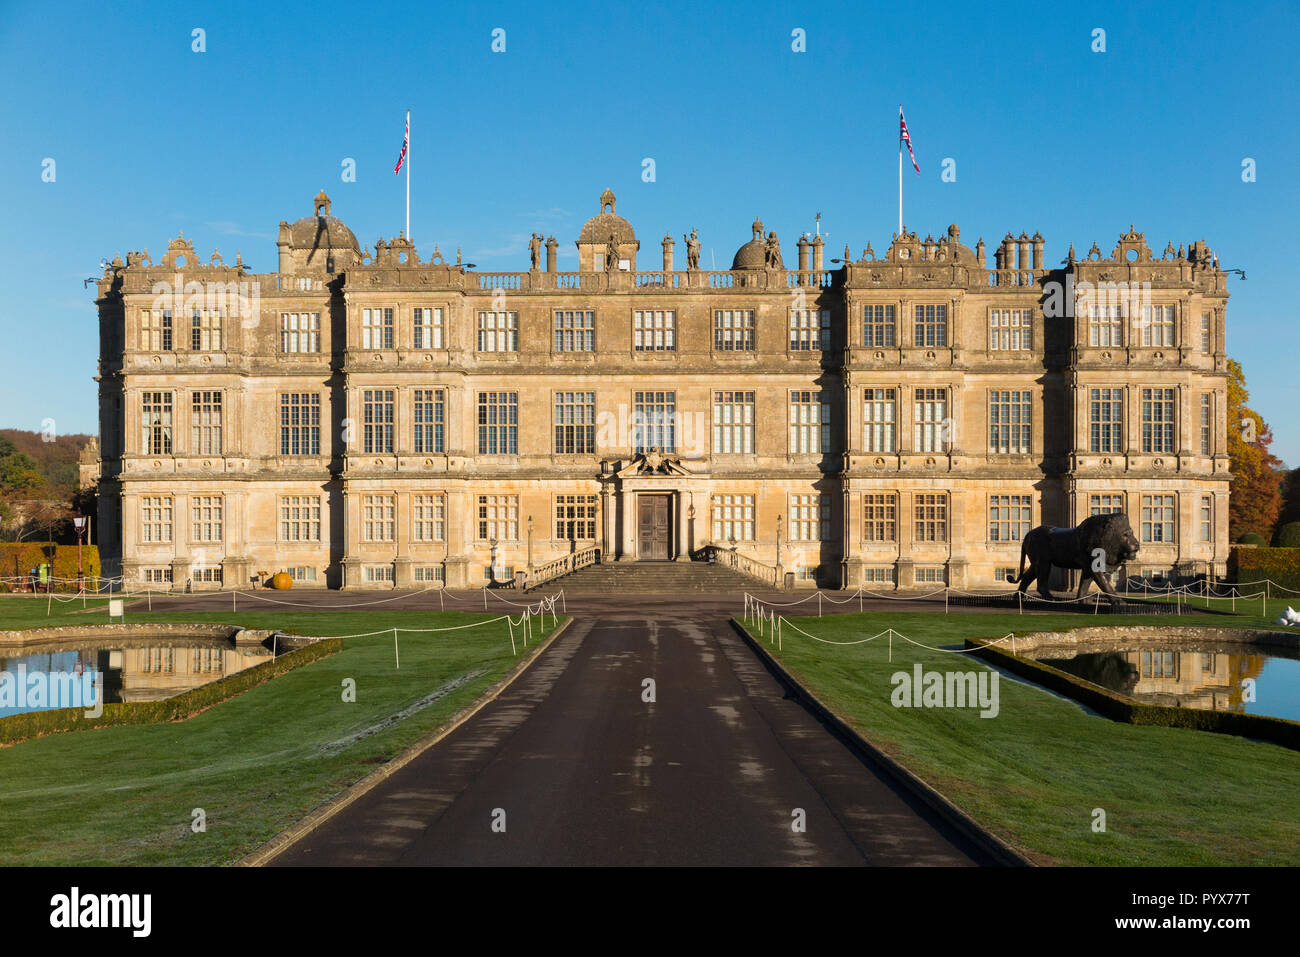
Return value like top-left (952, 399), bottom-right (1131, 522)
top-left (776, 514), bottom-right (783, 568)
top-left (489, 538), bottom-right (499, 585)
top-left (73, 513), bottom-right (87, 594)
top-left (527, 515), bottom-right (534, 572)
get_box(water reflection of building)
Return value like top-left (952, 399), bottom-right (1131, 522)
top-left (117, 644), bottom-right (261, 702)
top-left (1123, 649), bottom-right (1265, 712)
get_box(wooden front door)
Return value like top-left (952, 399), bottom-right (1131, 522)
top-left (637, 494), bottom-right (671, 560)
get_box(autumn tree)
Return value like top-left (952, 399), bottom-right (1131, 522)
top-left (1226, 358), bottom-right (1283, 541)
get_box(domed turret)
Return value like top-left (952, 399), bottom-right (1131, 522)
top-left (732, 216), bottom-right (782, 270)
top-left (278, 191), bottom-right (360, 273)
top-left (575, 189), bottom-right (639, 271)
top-left (578, 188), bottom-right (637, 244)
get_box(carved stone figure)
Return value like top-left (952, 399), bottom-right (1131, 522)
top-left (528, 232), bottom-right (542, 269)
top-left (764, 231), bottom-right (782, 268)
top-left (1015, 513), bottom-right (1140, 603)
top-left (685, 229), bottom-right (701, 270)
top-left (606, 232), bottom-right (619, 272)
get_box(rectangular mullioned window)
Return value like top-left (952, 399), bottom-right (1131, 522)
top-left (362, 307), bottom-right (394, 349)
top-left (413, 307), bottom-right (443, 349)
top-left (714, 310), bottom-right (755, 351)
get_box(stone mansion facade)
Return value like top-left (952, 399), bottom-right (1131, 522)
top-left (87, 189), bottom-right (1233, 590)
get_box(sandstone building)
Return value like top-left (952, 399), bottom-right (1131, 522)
top-left (87, 189), bottom-right (1233, 590)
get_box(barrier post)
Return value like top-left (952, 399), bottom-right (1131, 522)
top-left (818, 592), bottom-right (822, 618)
top-left (858, 589), bottom-right (862, 615)
top-left (1018, 590), bottom-right (1023, 615)
top-left (944, 588), bottom-right (949, 614)
top-left (393, 628), bottom-right (400, 669)
top-left (507, 618), bottom-right (516, 655)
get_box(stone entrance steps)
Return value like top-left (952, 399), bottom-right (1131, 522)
top-left (534, 559), bottom-right (768, 593)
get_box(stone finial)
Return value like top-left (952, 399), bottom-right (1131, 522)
top-left (1067, 243), bottom-right (1076, 263)
top-left (752, 216), bottom-right (765, 240)
top-left (599, 188), bottom-right (615, 214)
top-left (314, 190), bottom-right (331, 216)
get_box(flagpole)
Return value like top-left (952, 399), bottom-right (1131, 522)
top-left (898, 105), bottom-right (903, 236)
top-left (403, 108), bottom-right (408, 244)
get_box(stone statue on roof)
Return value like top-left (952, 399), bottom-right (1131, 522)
top-left (685, 229), bottom-right (701, 270)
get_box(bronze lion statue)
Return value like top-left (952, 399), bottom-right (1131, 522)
top-left (1015, 513), bottom-right (1140, 603)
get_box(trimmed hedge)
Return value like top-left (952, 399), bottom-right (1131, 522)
top-left (1228, 545), bottom-right (1300, 592)
top-left (0, 637), bottom-right (341, 746)
top-left (965, 638), bottom-right (1300, 752)
top-left (1273, 522), bottom-right (1300, 548)
top-left (1238, 532), bottom-right (1266, 545)
top-left (0, 542), bottom-right (101, 590)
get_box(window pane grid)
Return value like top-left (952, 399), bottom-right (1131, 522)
top-left (1089, 388), bottom-right (1123, 453)
top-left (553, 311), bottom-right (595, 352)
top-left (633, 390), bottom-right (676, 453)
top-left (280, 393), bottom-right (321, 455)
top-left (711, 494), bottom-right (755, 541)
top-left (712, 391), bottom-right (754, 455)
top-left (914, 493), bottom-right (948, 542)
top-left (362, 389), bottom-right (395, 454)
top-left (362, 307), bottom-right (394, 349)
top-left (988, 494), bottom-right (1031, 542)
top-left (477, 392), bottom-right (519, 455)
top-left (714, 310), bottom-right (755, 351)
top-left (989, 308), bottom-right (1031, 351)
top-left (554, 392), bottom-right (596, 454)
top-left (864, 305), bottom-right (896, 348)
top-left (914, 387), bottom-right (948, 453)
top-left (633, 310), bottom-right (676, 351)
top-left (863, 388), bottom-right (896, 452)
top-left (555, 494), bottom-right (597, 540)
top-left (790, 309), bottom-right (830, 351)
top-left (279, 496), bottom-right (321, 541)
top-left (988, 390), bottom-right (1031, 455)
top-left (913, 304), bottom-right (948, 347)
top-left (863, 493), bottom-right (897, 541)
top-left (1141, 388), bottom-right (1176, 453)
top-left (477, 312), bottom-right (519, 352)
top-left (413, 388), bottom-right (445, 454)
top-left (789, 391), bottom-right (830, 454)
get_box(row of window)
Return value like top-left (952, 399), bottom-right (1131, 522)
top-left (135, 490), bottom-right (1214, 547)
top-left (134, 306), bottom-right (1219, 354)
top-left (138, 387), bottom-right (1215, 458)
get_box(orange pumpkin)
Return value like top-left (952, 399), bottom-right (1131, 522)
top-left (270, 572), bottom-right (293, 590)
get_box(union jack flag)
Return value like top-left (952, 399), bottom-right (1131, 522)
top-left (899, 106), bottom-right (919, 175)
top-left (394, 112), bottom-right (409, 174)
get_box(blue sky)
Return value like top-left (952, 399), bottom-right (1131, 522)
top-left (1, 0), bottom-right (1296, 461)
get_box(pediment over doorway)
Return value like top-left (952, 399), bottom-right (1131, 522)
top-left (612, 450), bottom-right (693, 478)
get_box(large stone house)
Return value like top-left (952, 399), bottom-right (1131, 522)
top-left (88, 189), bottom-right (1232, 590)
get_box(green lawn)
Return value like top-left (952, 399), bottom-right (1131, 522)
top-left (0, 603), bottom-right (562, 865)
top-left (741, 608), bottom-right (1300, 866)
